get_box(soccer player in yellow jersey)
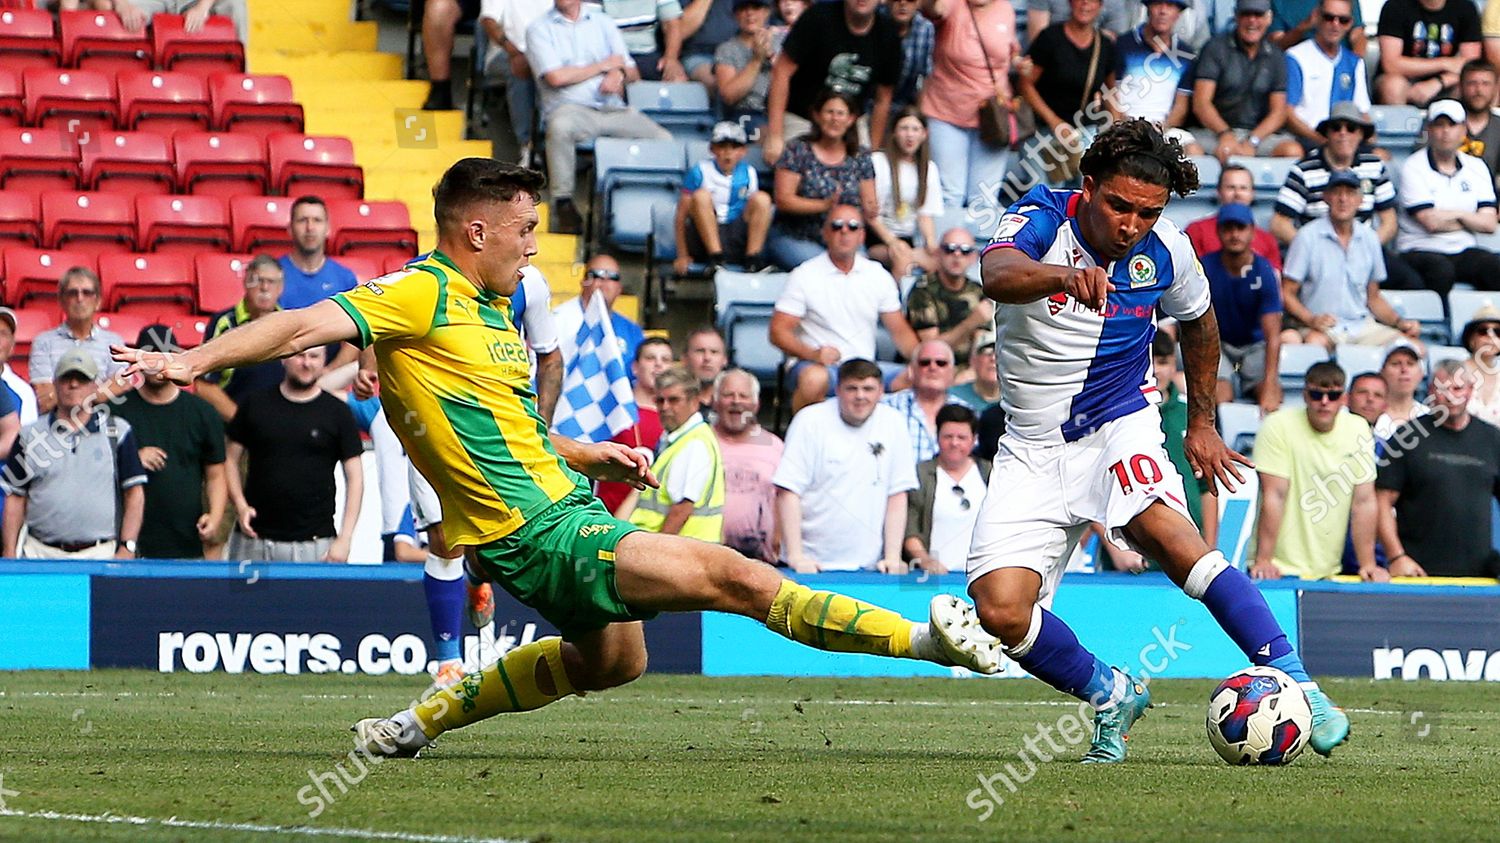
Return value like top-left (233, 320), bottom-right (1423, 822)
top-left (114, 158), bottom-right (998, 757)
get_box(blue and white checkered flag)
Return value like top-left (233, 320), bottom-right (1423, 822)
top-left (551, 293), bottom-right (638, 442)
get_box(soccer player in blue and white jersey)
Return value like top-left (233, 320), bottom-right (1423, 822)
top-left (968, 119), bottom-right (1349, 763)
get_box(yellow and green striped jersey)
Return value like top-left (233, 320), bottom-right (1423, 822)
top-left (332, 251), bottom-right (587, 547)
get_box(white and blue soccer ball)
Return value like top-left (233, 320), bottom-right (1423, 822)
top-left (1205, 666), bottom-right (1312, 765)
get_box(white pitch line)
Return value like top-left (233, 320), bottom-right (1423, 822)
top-left (609, 696), bottom-right (1413, 716)
top-left (0, 809), bottom-right (527, 843)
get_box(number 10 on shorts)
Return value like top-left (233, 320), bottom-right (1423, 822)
top-left (1108, 455), bottom-right (1163, 495)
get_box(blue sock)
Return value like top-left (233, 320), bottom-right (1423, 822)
top-left (423, 571), bottom-right (465, 664)
top-left (1013, 608), bottom-right (1119, 708)
top-left (1197, 564), bottom-right (1311, 685)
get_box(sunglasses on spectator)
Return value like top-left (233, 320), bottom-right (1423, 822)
top-left (62, 287), bottom-right (98, 299)
top-left (1321, 12), bottom-right (1351, 23)
top-left (952, 485), bottom-right (971, 511)
top-left (941, 243), bottom-right (978, 254)
top-left (1475, 325), bottom-right (1500, 338)
top-left (1306, 388), bottom-right (1344, 402)
top-left (917, 358), bottom-right (951, 367)
top-left (828, 219), bottom-right (863, 231)
top-left (586, 269), bottom-right (622, 281)
top-left (1326, 121), bottom-right (1362, 134)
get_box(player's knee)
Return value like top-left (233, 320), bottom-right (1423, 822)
top-left (574, 648), bottom-right (648, 691)
top-left (707, 547), bottom-right (778, 612)
top-left (975, 599), bottom-right (1034, 647)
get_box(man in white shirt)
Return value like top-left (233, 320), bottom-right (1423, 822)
top-left (480, 0), bottom-right (554, 156)
top-left (1396, 98), bottom-right (1500, 298)
top-left (774, 358), bottom-right (917, 573)
top-left (1283, 0), bottom-right (1370, 147)
top-left (768, 204), bottom-right (919, 412)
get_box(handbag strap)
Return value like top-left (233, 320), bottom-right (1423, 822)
top-left (965, 2), bottom-right (999, 89)
top-left (1080, 30), bottom-right (1102, 114)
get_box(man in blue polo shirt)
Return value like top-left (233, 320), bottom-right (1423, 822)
top-left (278, 196), bottom-right (358, 310)
top-left (1204, 203), bottom-right (1284, 412)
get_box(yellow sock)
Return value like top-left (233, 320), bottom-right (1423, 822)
top-left (764, 580), bottom-right (916, 659)
top-left (411, 636), bottom-right (575, 738)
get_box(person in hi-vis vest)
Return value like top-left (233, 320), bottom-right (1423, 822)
top-left (618, 364), bottom-right (726, 540)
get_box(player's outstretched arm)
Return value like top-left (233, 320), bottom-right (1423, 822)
top-left (112, 300), bottom-right (360, 386)
top-left (550, 434), bottom-right (660, 490)
top-left (982, 247), bottom-right (1113, 311)
top-left (1178, 308), bottom-right (1253, 494)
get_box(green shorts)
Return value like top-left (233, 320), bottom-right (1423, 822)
top-left (469, 489), bottom-right (654, 637)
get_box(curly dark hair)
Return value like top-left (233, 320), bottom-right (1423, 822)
top-left (1078, 119), bottom-right (1199, 198)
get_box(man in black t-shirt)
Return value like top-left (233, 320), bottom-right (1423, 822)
top-left (1375, 0), bottom-right (1482, 106)
top-left (225, 345), bottom-right (364, 563)
top-left (762, 0), bottom-right (902, 163)
top-left (1377, 359), bottom-right (1500, 579)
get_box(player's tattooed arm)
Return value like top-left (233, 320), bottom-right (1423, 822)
top-left (1179, 309), bottom-right (1253, 494)
top-left (982, 248), bottom-right (1113, 310)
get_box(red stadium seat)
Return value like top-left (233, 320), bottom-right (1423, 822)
top-left (0, 67), bottom-right (22, 128)
top-left (0, 127), bottom-right (79, 191)
top-left (173, 130), bottom-right (267, 198)
top-left (136, 193), bottom-right (229, 253)
top-left (22, 67), bottom-right (117, 133)
top-left (1, 247), bottom-right (94, 307)
top-left (95, 310), bottom-right (156, 344)
top-left (10, 305), bottom-right (54, 371)
top-left (166, 312), bottom-right (206, 347)
top-left (210, 73), bottom-right (303, 139)
top-left (0, 189), bottom-right (39, 245)
top-left (40, 190), bottom-right (135, 256)
top-left (59, 10), bottom-right (151, 74)
top-left (0, 8), bottom-right (61, 71)
top-left (151, 13), bottom-right (243, 77)
top-left (118, 70), bottom-right (210, 135)
top-left (80, 129), bottom-right (174, 196)
top-left (193, 252), bottom-right (251, 313)
top-left (335, 255), bottom-right (383, 283)
top-left (382, 253), bottom-right (414, 275)
top-left (228, 195), bottom-right (293, 253)
top-left (267, 133), bottom-right (362, 199)
top-left (98, 251), bottom-right (194, 314)
top-left (327, 198), bottom-right (418, 264)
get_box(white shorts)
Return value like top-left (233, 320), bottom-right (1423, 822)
top-left (408, 462), bottom-right (443, 532)
top-left (966, 407), bottom-right (1193, 604)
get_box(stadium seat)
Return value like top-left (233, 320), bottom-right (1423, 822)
top-left (1278, 343), bottom-right (1332, 393)
top-left (1225, 155), bottom-right (1296, 198)
top-left (1164, 195), bottom-right (1214, 230)
top-left (94, 310), bottom-right (155, 344)
top-left (1, 246), bottom-right (95, 307)
top-left (1449, 289), bottom-right (1500, 340)
top-left (165, 312), bottom-right (207, 347)
top-left (267, 133), bottom-right (362, 199)
top-left (0, 67), bottom-right (21, 128)
top-left (336, 255), bottom-right (383, 283)
top-left (713, 268), bottom-right (788, 385)
top-left (136, 193), bottom-right (230, 254)
top-left (151, 13), bottom-right (244, 76)
top-left (381, 253), bottom-right (413, 275)
top-left (1335, 343), bottom-right (1385, 380)
top-left (22, 67), bottom-right (118, 132)
top-left (626, 81), bottom-right (715, 142)
top-left (1428, 344), bottom-right (1468, 371)
top-left (210, 73), bottom-right (304, 139)
top-left (0, 8), bottom-right (61, 71)
top-left (228, 195), bottom-right (295, 253)
top-left (0, 188), bottom-right (39, 245)
top-left (1217, 401), bottom-right (1260, 454)
top-left (326, 198), bottom-right (417, 263)
top-left (173, 131), bottom-right (268, 198)
top-left (41, 189), bottom-right (135, 256)
top-left (97, 251), bottom-right (194, 314)
top-left (9, 305), bottom-right (52, 371)
top-left (1371, 104), bottom-right (1423, 150)
top-left (1383, 288), bottom-right (1448, 345)
top-left (592, 137), bottom-right (685, 253)
top-left (1189, 155), bottom-right (1222, 193)
top-left (80, 129), bottom-right (174, 196)
top-left (0, 127), bottom-right (80, 192)
top-left (117, 70), bottom-right (210, 135)
top-left (193, 252), bottom-right (251, 313)
top-left (59, 10), bottom-right (151, 74)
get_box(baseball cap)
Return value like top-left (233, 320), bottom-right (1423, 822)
top-left (1144, 0), bottom-right (1191, 7)
top-left (710, 120), bottom-right (748, 145)
top-left (54, 347), bottom-right (99, 382)
top-left (1325, 169), bottom-right (1361, 191)
top-left (732, 0), bottom-right (769, 8)
top-left (1216, 203), bottom-right (1254, 227)
top-left (1235, 0), bottom-right (1270, 13)
top-left (1384, 341), bottom-right (1422, 365)
top-left (1427, 98), bottom-right (1465, 125)
top-left (0, 307), bottom-right (16, 333)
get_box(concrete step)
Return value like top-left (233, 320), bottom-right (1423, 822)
top-left (250, 20), bottom-right (379, 53)
top-left (248, 50), bottom-right (402, 81)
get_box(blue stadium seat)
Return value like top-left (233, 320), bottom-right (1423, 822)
top-left (1371, 104), bottom-right (1424, 150)
top-left (1164, 196), bottom-right (1213, 230)
top-left (1336, 343), bottom-right (1385, 380)
top-left (1427, 343), bottom-right (1469, 371)
top-left (1189, 155), bottom-right (1221, 192)
top-left (1384, 288), bottom-right (1449, 345)
top-left (1447, 289), bottom-right (1500, 341)
top-left (1217, 401), bottom-right (1261, 455)
top-left (713, 268), bottom-right (788, 384)
top-left (627, 81), bottom-right (715, 143)
top-left (592, 137), bottom-right (685, 253)
top-left (1279, 342), bottom-right (1331, 392)
top-left (1226, 155), bottom-right (1296, 199)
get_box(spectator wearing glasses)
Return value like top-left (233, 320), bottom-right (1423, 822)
top-left (1185, 164), bottom-right (1284, 271)
top-left (551, 254), bottom-right (646, 366)
top-left (1459, 305), bottom-right (1500, 426)
top-left (882, 339), bottom-right (968, 463)
top-left (1378, 358), bottom-right (1500, 578)
top-left (1283, 169), bottom-right (1422, 352)
top-left (903, 228), bottom-right (991, 372)
top-left (903, 403), bottom-right (989, 574)
top-left (1271, 103), bottom-right (1395, 246)
top-left (197, 256), bottom-right (290, 423)
top-left (29, 267), bottom-right (124, 416)
top-left (770, 205), bottom-right (919, 411)
top-left (1282, 0), bottom-right (1370, 150)
top-left (1203, 204), bottom-right (1284, 411)
top-left (1458, 59), bottom-right (1500, 177)
top-left (1375, 0), bottom-right (1482, 108)
top-left (948, 332), bottom-right (1000, 410)
top-left (1252, 360), bottom-right (1380, 580)
top-left (1191, 0), bottom-right (1302, 161)
top-left (1269, 0), bottom-right (1365, 53)
top-left (1396, 98), bottom-right (1500, 299)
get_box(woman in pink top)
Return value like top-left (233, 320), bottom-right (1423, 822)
top-left (920, 0), bottom-right (1021, 210)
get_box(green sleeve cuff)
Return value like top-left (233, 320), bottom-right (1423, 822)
top-left (331, 294), bottom-right (373, 349)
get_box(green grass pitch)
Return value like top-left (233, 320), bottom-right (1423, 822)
top-left (1, 671), bottom-right (1494, 842)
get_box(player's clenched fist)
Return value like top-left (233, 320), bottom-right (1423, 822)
top-left (1063, 266), bottom-right (1113, 312)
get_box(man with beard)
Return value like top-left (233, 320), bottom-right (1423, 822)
top-left (713, 368), bottom-right (783, 564)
